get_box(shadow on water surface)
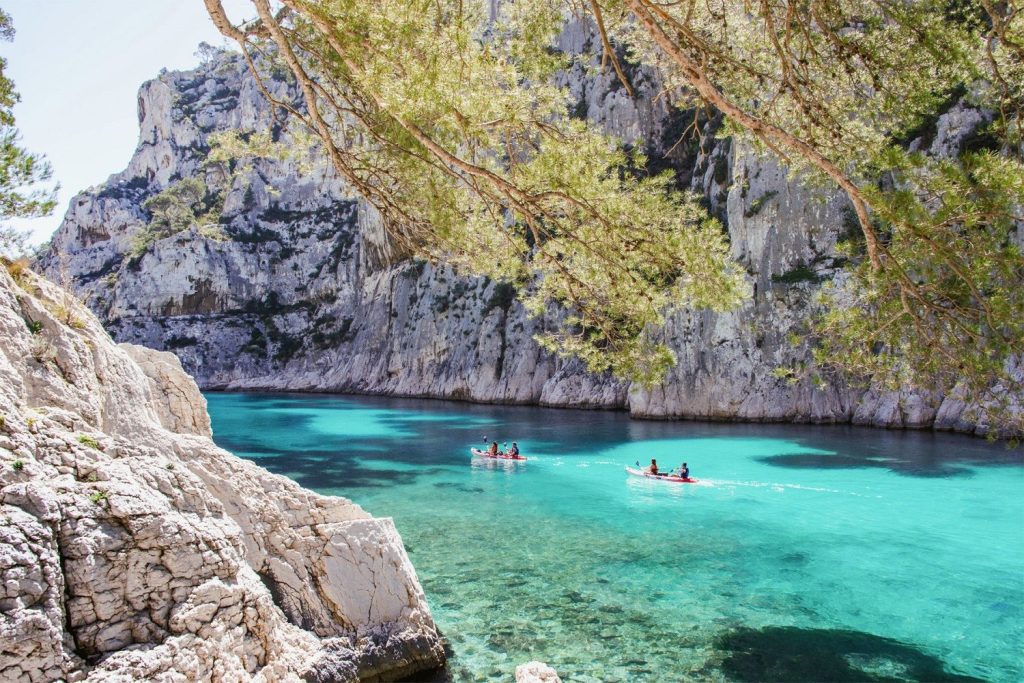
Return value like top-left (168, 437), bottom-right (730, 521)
top-left (239, 450), bottom-right (454, 490)
top-left (432, 481), bottom-right (486, 494)
top-left (757, 452), bottom-right (979, 478)
top-left (714, 626), bottom-right (984, 682)
top-left (207, 391), bottom-right (637, 489)
top-left (755, 425), bottom-right (1020, 477)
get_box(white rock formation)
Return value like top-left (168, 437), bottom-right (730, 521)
top-left (0, 264), bottom-right (444, 681)
top-left (515, 661), bottom-right (562, 683)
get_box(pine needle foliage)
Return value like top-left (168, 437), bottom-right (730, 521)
top-left (204, 0), bottom-right (1023, 431)
top-left (0, 9), bottom-right (57, 257)
top-left (203, 0), bottom-right (748, 383)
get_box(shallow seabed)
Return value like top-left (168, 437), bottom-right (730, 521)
top-left (206, 392), bottom-right (1024, 682)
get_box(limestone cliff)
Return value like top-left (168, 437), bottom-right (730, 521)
top-left (0, 264), bottom-right (444, 681)
top-left (39, 36), bottom-right (1014, 435)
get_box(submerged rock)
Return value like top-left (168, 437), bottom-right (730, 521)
top-left (0, 264), bottom-right (444, 680)
top-left (516, 661), bottom-right (562, 683)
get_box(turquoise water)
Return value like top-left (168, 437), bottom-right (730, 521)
top-left (206, 392), bottom-right (1024, 682)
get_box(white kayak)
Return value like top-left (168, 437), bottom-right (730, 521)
top-left (625, 466), bottom-right (697, 484)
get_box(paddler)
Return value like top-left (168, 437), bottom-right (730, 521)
top-left (488, 441), bottom-right (500, 456)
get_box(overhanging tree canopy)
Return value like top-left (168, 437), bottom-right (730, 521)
top-left (203, 0), bottom-right (1023, 432)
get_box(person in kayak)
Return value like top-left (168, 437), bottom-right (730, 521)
top-left (509, 442), bottom-right (520, 457)
top-left (488, 441), bottom-right (500, 456)
top-left (648, 458), bottom-right (664, 476)
top-left (677, 462), bottom-right (690, 479)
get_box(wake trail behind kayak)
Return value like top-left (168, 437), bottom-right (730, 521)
top-left (710, 479), bottom-right (880, 496)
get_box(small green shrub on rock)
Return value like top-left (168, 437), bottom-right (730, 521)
top-left (77, 435), bottom-right (101, 450)
top-left (131, 177), bottom-right (226, 259)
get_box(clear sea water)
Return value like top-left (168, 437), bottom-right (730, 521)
top-left (205, 392), bottom-right (1024, 683)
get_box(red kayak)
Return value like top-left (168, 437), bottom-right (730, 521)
top-left (471, 447), bottom-right (527, 461)
top-left (626, 466), bottom-right (697, 483)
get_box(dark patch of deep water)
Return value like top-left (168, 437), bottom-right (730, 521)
top-left (714, 626), bottom-right (984, 682)
top-left (206, 392), bottom-right (1024, 682)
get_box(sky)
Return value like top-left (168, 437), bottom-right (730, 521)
top-left (2, 0), bottom-right (255, 246)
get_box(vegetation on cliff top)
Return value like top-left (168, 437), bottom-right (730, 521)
top-left (202, 0), bottom-right (1022, 432)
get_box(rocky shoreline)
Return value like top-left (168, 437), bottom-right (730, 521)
top-left (0, 264), bottom-right (445, 681)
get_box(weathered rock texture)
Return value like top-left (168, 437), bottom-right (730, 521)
top-left (39, 32), bottom-right (1018, 435)
top-left (0, 265), bottom-right (444, 681)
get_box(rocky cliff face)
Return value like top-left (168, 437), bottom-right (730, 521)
top-left (0, 264), bottom-right (444, 681)
top-left (39, 33), bottom-right (1011, 435)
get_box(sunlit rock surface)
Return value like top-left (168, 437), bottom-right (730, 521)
top-left (0, 266), bottom-right (444, 681)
